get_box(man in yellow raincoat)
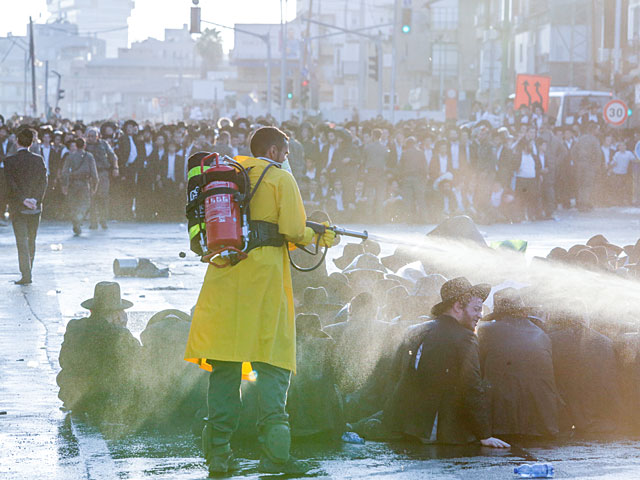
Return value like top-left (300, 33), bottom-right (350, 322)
top-left (184, 126), bottom-right (336, 475)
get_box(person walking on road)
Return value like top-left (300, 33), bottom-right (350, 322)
top-left (61, 138), bottom-right (98, 236)
top-left (184, 126), bottom-right (337, 476)
top-left (86, 126), bottom-right (118, 229)
top-left (3, 127), bottom-right (47, 285)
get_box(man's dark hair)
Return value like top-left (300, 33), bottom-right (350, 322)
top-left (250, 126), bottom-right (288, 157)
top-left (74, 137), bottom-right (85, 149)
top-left (16, 128), bottom-right (35, 147)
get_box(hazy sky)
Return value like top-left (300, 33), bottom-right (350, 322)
top-left (0, 0), bottom-right (297, 51)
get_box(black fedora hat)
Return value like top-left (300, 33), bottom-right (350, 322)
top-left (296, 313), bottom-right (332, 339)
top-left (300, 287), bottom-right (343, 312)
top-left (482, 288), bottom-right (530, 321)
top-left (81, 281), bottom-right (133, 312)
top-left (431, 277), bottom-right (491, 317)
top-left (334, 243), bottom-right (365, 270)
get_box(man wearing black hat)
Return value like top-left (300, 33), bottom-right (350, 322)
top-left (477, 288), bottom-right (560, 438)
top-left (383, 277), bottom-right (509, 448)
top-left (56, 281), bottom-right (141, 426)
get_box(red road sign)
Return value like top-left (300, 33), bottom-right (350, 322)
top-left (514, 74), bottom-right (551, 112)
top-left (603, 99), bottom-right (628, 126)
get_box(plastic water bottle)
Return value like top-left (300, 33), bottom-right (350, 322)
top-left (341, 432), bottom-right (365, 444)
top-left (514, 463), bottom-right (554, 478)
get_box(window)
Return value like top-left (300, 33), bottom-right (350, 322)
top-left (432, 43), bottom-right (458, 76)
top-left (431, 7), bottom-right (459, 30)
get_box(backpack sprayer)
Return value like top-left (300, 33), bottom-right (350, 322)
top-left (184, 152), bottom-right (368, 271)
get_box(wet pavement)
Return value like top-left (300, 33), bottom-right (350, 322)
top-left (2, 207), bottom-right (640, 479)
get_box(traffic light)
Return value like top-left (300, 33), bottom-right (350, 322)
top-left (301, 79), bottom-right (310, 106)
top-left (57, 89), bottom-right (65, 100)
top-left (401, 7), bottom-right (412, 34)
top-left (368, 52), bottom-right (379, 81)
top-left (190, 6), bottom-right (201, 34)
top-left (286, 78), bottom-right (294, 100)
top-left (273, 85), bottom-right (281, 105)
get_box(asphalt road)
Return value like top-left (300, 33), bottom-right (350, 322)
top-left (2, 207), bottom-right (640, 479)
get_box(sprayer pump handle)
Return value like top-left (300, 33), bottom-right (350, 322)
top-left (305, 221), bottom-right (327, 235)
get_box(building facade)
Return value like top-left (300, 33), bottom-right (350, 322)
top-left (46, 0), bottom-right (134, 57)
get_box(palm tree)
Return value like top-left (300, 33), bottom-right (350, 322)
top-left (195, 28), bottom-right (223, 76)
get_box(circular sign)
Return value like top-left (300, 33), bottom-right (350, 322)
top-left (603, 99), bottom-right (628, 126)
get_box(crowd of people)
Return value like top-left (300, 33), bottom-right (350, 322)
top-left (56, 215), bottom-right (640, 453)
top-left (1, 102), bottom-right (640, 234)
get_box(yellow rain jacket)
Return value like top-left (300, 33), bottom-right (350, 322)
top-left (185, 157), bottom-right (307, 373)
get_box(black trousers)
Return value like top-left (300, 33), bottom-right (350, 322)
top-left (11, 211), bottom-right (41, 281)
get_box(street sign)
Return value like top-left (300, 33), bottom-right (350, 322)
top-left (514, 74), bottom-right (551, 112)
top-left (603, 99), bottom-right (628, 126)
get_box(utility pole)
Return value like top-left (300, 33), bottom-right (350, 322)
top-left (500, 0), bottom-right (511, 101)
top-left (52, 70), bottom-right (62, 109)
top-left (613, 0), bottom-right (622, 77)
top-left (390, 0), bottom-right (398, 122)
top-left (44, 60), bottom-right (49, 120)
top-left (280, 0), bottom-right (287, 122)
top-left (29, 17), bottom-right (37, 117)
top-left (586, 0), bottom-right (595, 90)
top-left (359, 0), bottom-right (366, 113)
top-left (569, 0), bottom-right (575, 87)
top-left (377, 40), bottom-right (383, 116)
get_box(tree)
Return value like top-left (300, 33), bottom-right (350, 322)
top-left (195, 28), bottom-right (223, 75)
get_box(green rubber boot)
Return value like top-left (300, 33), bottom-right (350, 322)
top-left (202, 422), bottom-right (238, 475)
top-left (258, 423), bottom-right (313, 475)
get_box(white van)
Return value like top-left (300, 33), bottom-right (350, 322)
top-left (547, 89), bottom-right (613, 126)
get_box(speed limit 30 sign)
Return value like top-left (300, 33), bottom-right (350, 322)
top-left (603, 99), bottom-right (628, 126)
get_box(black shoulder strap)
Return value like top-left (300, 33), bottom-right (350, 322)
top-left (245, 162), bottom-right (277, 206)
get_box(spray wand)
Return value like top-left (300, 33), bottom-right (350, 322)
top-left (288, 221), bottom-right (369, 272)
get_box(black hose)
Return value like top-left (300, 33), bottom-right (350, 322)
top-left (287, 236), bottom-right (329, 272)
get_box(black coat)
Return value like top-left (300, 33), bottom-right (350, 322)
top-left (56, 316), bottom-right (141, 424)
top-left (3, 149), bottom-right (48, 213)
top-left (477, 316), bottom-right (560, 437)
top-left (116, 134), bottom-right (144, 177)
top-left (383, 315), bottom-right (491, 444)
top-left (549, 325), bottom-right (622, 433)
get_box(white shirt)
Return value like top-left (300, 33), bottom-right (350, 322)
top-left (127, 136), bottom-right (137, 165)
top-left (144, 141), bottom-right (153, 157)
top-left (41, 145), bottom-right (51, 175)
top-left (326, 143), bottom-right (337, 169)
top-left (539, 152), bottom-right (546, 170)
top-left (450, 143), bottom-right (460, 170)
top-left (611, 151), bottom-right (634, 175)
top-left (167, 153), bottom-right (176, 181)
top-left (517, 152), bottom-right (536, 178)
top-left (438, 154), bottom-right (448, 175)
top-left (602, 146), bottom-right (612, 166)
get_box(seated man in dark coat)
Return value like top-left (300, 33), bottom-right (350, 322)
top-left (547, 301), bottom-right (622, 434)
top-left (287, 314), bottom-right (344, 438)
top-left (136, 309), bottom-right (208, 431)
top-left (477, 288), bottom-right (560, 438)
top-left (57, 282), bottom-right (141, 431)
top-left (381, 277), bottom-right (510, 448)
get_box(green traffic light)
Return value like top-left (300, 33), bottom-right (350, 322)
top-left (287, 93), bottom-right (293, 99)
top-left (628, 108), bottom-right (633, 117)
top-left (402, 25), bottom-right (411, 34)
